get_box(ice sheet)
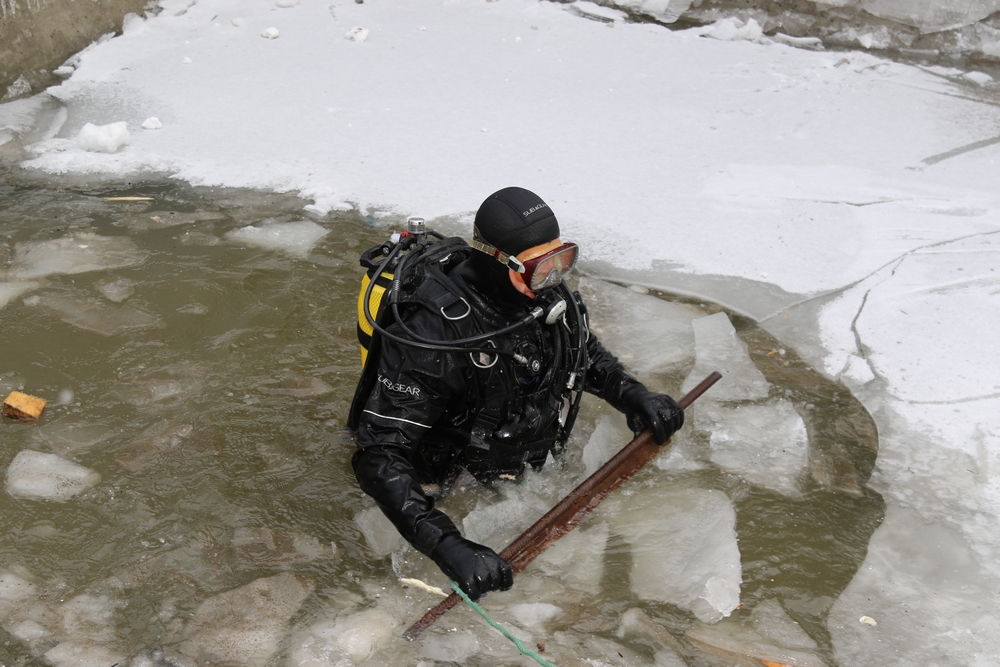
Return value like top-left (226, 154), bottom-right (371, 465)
top-left (828, 504), bottom-right (1000, 667)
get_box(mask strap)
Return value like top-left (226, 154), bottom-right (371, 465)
top-left (470, 230), bottom-right (525, 273)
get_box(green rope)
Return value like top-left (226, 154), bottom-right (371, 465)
top-left (449, 580), bottom-right (558, 667)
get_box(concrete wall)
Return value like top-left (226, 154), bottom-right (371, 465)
top-left (1, 0), bottom-right (152, 98)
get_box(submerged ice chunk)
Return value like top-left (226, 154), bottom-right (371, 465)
top-left (43, 641), bottom-right (125, 667)
top-left (114, 418), bottom-right (215, 472)
top-left (0, 282), bottom-right (38, 310)
top-left (77, 121), bottom-right (129, 153)
top-left (582, 413), bottom-right (631, 476)
top-left (611, 487), bottom-right (741, 623)
top-left (24, 294), bottom-right (160, 336)
top-left (508, 602), bottom-right (562, 628)
top-left (332, 608), bottom-right (397, 663)
top-left (32, 418), bottom-right (117, 457)
top-left (578, 277), bottom-right (698, 375)
top-left (698, 399), bottom-right (809, 497)
top-left (5, 450), bottom-right (100, 501)
top-left (231, 526), bottom-right (336, 569)
top-left (355, 506), bottom-right (401, 557)
top-left (226, 220), bottom-right (329, 258)
top-left (257, 376), bottom-right (333, 397)
top-left (682, 312), bottom-right (769, 401)
top-left (536, 521), bottom-right (609, 590)
top-left (94, 276), bottom-right (135, 302)
top-left (7, 233), bottom-right (145, 280)
top-left (420, 629), bottom-right (482, 663)
top-left (685, 599), bottom-right (825, 667)
top-left (179, 572), bottom-right (315, 667)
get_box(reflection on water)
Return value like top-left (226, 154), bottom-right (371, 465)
top-left (0, 182), bottom-right (882, 666)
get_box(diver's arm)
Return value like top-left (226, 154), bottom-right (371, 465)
top-left (352, 330), bottom-right (461, 556)
top-left (352, 317), bottom-right (512, 598)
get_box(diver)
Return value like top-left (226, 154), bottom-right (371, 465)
top-left (348, 187), bottom-right (685, 601)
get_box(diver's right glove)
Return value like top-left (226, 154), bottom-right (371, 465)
top-left (618, 384), bottom-right (685, 445)
top-left (431, 533), bottom-right (513, 601)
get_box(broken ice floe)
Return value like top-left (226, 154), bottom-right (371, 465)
top-left (77, 122), bottom-right (130, 153)
top-left (225, 220), bottom-right (329, 258)
top-left (682, 312), bottom-right (769, 401)
top-left (24, 293), bottom-right (161, 336)
top-left (5, 450), bottom-right (100, 502)
top-left (578, 277), bottom-right (697, 375)
top-left (697, 399), bottom-right (809, 497)
top-left (178, 572), bottom-right (314, 666)
top-left (7, 233), bottom-right (145, 280)
top-left (94, 276), bottom-right (135, 302)
top-left (607, 487), bottom-right (741, 623)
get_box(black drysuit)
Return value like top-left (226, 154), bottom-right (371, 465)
top-left (350, 252), bottom-right (648, 561)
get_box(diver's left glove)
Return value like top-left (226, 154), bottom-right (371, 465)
top-left (431, 534), bottom-right (513, 601)
top-left (619, 385), bottom-right (685, 445)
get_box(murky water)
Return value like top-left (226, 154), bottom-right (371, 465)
top-left (0, 181), bottom-right (882, 666)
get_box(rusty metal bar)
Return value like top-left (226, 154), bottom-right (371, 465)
top-left (402, 371), bottom-right (721, 641)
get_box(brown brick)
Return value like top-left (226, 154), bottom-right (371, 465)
top-left (2, 391), bottom-right (47, 424)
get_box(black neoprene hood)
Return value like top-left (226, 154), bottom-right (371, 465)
top-left (473, 187), bottom-right (560, 256)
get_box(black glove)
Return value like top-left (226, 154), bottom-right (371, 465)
top-left (619, 385), bottom-right (684, 445)
top-left (431, 534), bottom-right (513, 601)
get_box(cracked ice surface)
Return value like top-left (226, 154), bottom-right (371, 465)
top-left (3, 0), bottom-right (1000, 663)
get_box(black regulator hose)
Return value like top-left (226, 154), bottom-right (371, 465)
top-left (361, 235), bottom-right (540, 359)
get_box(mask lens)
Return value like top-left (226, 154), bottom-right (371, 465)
top-left (526, 244), bottom-right (578, 290)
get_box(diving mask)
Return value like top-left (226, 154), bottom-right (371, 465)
top-left (470, 230), bottom-right (579, 291)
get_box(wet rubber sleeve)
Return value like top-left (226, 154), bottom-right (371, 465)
top-left (352, 310), bottom-right (465, 557)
